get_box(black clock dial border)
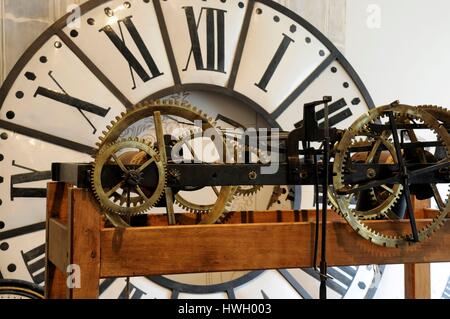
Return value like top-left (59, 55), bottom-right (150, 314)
top-left (147, 271), bottom-right (264, 296)
top-left (153, 0), bottom-right (182, 86)
top-left (257, 0), bottom-right (375, 110)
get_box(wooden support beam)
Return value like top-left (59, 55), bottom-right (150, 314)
top-left (100, 218), bottom-right (450, 278)
top-left (68, 188), bottom-right (101, 299)
top-left (46, 185), bottom-right (450, 299)
top-left (405, 263), bottom-right (431, 299)
top-left (45, 182), bottom-right (70, 299)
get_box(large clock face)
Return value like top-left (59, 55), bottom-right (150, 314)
top-left (0, 0), bottom-right (377, 298)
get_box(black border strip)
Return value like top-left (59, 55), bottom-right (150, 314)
top-left (0, 222), bottom-right (46, 241)
top-left (257, 0), bottom-right (375, 110)
top-left (153, 0), bottom-right (182, 86)
top-left (0, 120), bottom-right (95, 154)
top-left (56, 30), bottom-right (133, 109)
top-left (271, 54), bottom-right (336, 119)
top-left (227, 0), bottom-right (255, 90)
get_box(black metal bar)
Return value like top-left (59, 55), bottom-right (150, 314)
top-left (313, 154), bottom-right (320, 271)
top-left (387, 112), bottom-right (419, 242)
top-left (320, 96), bottom-right (332, 300)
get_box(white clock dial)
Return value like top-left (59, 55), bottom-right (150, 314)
top-left (0, 0), bottom-right (379, 299)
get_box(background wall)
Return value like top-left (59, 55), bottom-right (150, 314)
top-left (345, 0), bottom-right (450, 106)
top-left (345, 0), bottom-right (450, 299)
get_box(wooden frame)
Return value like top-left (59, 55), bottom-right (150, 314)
top-left (45, 182), bottom-right (449, 299)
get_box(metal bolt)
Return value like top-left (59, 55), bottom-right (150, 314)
top-left (366, 168), bottom-right (376, 179)
top-left (248, 171), bottom-right (258, 180)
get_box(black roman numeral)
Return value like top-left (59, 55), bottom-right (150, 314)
top-left (34, 88), bottom-right (110, 117)
top-left (0, 222), bottom-right (46, 241)
top-left (255, 33), bottom-right (294, 92)
top-left (100, 16), bottom-right (163, 88)
top-left (278, 269), bottom-right (312, 299)
top-left (34, 71), bottom-right (111, 134)
top-left (294, 98), bottom-right (352, 129)
top-left (10, 161), bottom-right (51, 200)
top-left (183, 6), bottom-right (226, 73)
top-left (118, 283), bottom-right (147, 299)
top-left (21, 244), bottom-right (46, 285)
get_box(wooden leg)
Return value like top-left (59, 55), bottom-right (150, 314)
top-left (68, 188), bottom-right (101, 299)
top-left (45, 182), bottom-right (70, 299)
top-left (405, 263), bottom-right (431, 299)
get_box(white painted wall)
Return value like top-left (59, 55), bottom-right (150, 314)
top-left (345, 0), bottom-right (450, 299)
top-left (345, 0), bottom-right (450, 106)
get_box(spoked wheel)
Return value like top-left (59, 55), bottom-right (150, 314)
top-left (91, 100), bottom-right (235, 226)
top-left (332, 104), bottom-right (450, 247)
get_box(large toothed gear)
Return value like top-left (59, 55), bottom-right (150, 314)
top-left (91, 138), bottom-right (167, 216)
top-left (172, 129), bottom-right (237, 214)
top-left (328, 136), bottom-right (403, 220)
top-left (418, 105), bottom-right (450, 124)
top-left (92, 99), bottom-right (235, 224)
top-left (94, 99), bottom-right (219, 153)
top-left (331, 104), bottom-right (450, 247)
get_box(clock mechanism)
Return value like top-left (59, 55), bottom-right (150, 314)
top-left (84, 98), bottom-right (450, 249)
top-left (1, 0), bottom-right (449, 299)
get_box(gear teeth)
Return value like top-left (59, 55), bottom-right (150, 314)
top-left (91, 138), bottom-right (167, 217)
top-left (332, 104), bottom-right (450, 247)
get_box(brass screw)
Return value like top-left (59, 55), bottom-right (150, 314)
top-left (248, 171), bottom-right (258, 180)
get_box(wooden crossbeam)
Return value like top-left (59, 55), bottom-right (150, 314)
top-left (45, 182), bottom-right (449, 299)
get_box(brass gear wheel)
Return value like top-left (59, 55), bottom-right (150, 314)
top-left (418, 105), bottom-right (450, 124)
top-left (172, 129), bottom-right (236, 214)
top-left (93, 99), bottom-right (235, 224)
top-left (332, 104), bottom-right (450, 247)
top-left (233, 143), bottom-right (268, 197)
top-left (91, 138), bottom-right (166, 216)
top-left (329, 134), bottom-right (403, 220)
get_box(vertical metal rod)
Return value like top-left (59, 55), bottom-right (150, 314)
top-left (320, 96), bottom-right (331, 299)
top-left (313, 153), bottom-right (320, 271)
top-left (154, 111), bottom-right (176, 226)
top-left (387, 112), bottom-right (419, 242)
